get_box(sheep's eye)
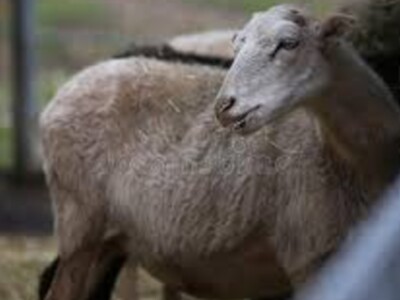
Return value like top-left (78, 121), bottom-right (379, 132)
top-left (269, 38), bottom-right (300, 59)
top-left (280, 38), bottom-right (300, 50)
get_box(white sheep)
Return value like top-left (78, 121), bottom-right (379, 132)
top-left (39, 5), bottom-right (400, 300)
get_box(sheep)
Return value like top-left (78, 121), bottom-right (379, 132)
top-left (215, 1), bottom-right (400, 287)
top-left (39, 4), bottom-right (400, 300)
top-left (167, 30), bottom-right (236, 59)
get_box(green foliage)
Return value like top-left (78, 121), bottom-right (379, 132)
top-left (37, 70), bottom-right (71, 108)
top-left (37, 0), bottom-right (111, 29)
top-left (0, 0), bottom-right (115, 170)
top-left (0, 70), bottom-right (70, 168)
top-left (0, 80), bottom-right (9, 123)
top-left (186, 0), bottom-right (332, 14)
top-left (307, 1), bottom-right (333, 15)
top-left (37, 29), bottom-right (127, 70)
top-left (37, 31), bottom-right (73, 69)
top-left (35, 0), bottom-right (125, 70)
top-left (0, 126), bottom-right (11, 168)
top-left (185, 0), bottom-right (280, 13)
top-left (0, 77), bottom-right (10, 167)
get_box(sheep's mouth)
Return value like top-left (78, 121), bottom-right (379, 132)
top-left (232, 105), bottom-right (261, 132)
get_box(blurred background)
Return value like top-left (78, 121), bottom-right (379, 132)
top-left (0, 0), bottom-right (375, 299)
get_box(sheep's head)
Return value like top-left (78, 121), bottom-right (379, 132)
top-left (215, 4), bottom-right (355, 135)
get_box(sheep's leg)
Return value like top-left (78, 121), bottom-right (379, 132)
top-left (44, 246), bottom-right (96, 300)
top-left (41, 184), bottom-right (130, 300)
top-left (39, 253), bottom-right (126, 300)
top-left (39, 257), bottom-right (60, 300)
top-left (43, 237), bottom-right (126, 300)
top-left (86, 243), bottom-right (127, 300)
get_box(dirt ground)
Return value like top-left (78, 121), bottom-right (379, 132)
top-left (0, 237), bottom-right (165, 300)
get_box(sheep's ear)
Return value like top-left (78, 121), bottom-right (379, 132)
top-left (318, 14), bottom-right (356, 40)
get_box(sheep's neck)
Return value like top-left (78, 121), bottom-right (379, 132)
top-left (310, 43), bottom-right (400, 186)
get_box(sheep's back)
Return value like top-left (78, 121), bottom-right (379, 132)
top-left (39, 57), bottom-right (225, 208)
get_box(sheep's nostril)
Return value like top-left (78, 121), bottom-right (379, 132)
top-left (215, 96), bottom-right (239, 127)
top-left (219, 96), bottom-right (236, 113)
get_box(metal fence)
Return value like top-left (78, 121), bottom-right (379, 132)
top-left (11, 0), bottom-right (37, 182)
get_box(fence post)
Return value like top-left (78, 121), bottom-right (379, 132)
top-left (11, 0), bottom-right (37, 183)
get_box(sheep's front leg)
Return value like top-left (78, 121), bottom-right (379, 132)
top-left (44, 247), bottom-right (95, 300)
top-left (43, 240), bottom-right (127, 300)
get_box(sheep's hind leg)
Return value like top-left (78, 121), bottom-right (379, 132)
top-left (39, 257), bottom-right (60, 300)
top-left (86, 240), bottom-right (127, 300)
